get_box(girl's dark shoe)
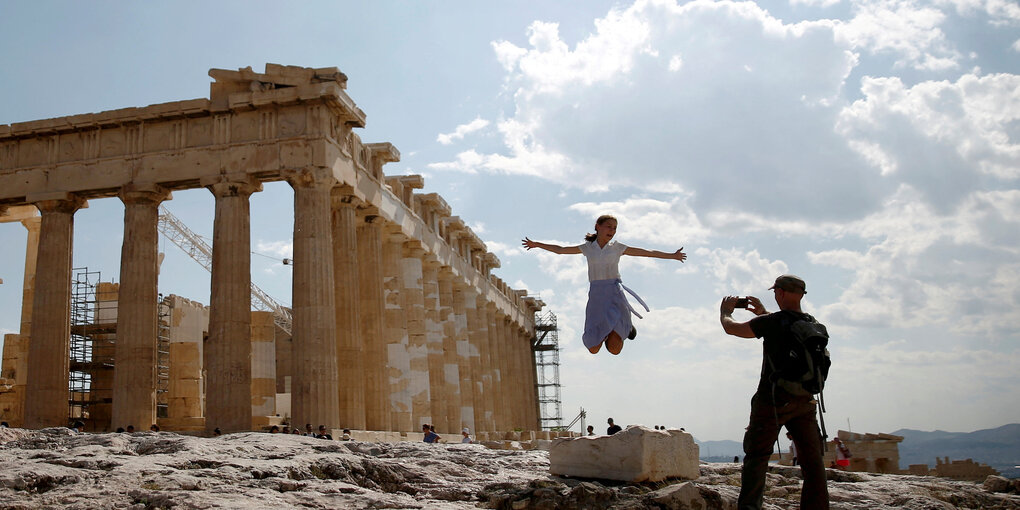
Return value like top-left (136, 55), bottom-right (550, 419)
top-left (628, 326), bottom-right (637, 340)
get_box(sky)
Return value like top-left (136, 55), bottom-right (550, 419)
top-left (1, 0), bottom-right (1018, 442)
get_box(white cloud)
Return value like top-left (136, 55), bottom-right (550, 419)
top-left (835, 0), bottom-right (961, 70)
top-left (698, 247), bottom-right (791, 296)
top-left (837, 73), bottom-right (1020, 209)
top-left (790, 0), bottom-right (843, 7)
top-left (811, 186), bottom-right (1020, 338)
top-left (436, 117), bottom-right (490, 145)
top-left (255, 240), bottom-right (293, 259)
top-left (667, 54), bottom-right (683, 72)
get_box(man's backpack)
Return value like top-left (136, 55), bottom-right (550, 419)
top-left (767, 314), bottom-right (831, 397)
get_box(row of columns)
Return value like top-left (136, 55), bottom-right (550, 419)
top-left (18, 166), bottom-right (539, 434)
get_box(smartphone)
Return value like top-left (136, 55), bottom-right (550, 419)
top-left (735, 297), bottom-right (749, 308)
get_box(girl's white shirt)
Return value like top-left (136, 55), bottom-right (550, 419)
top-left (579, 240), bottom-right (628, 281)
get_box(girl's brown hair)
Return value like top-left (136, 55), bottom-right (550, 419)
top-left (584, 215), bottom-right (617, 242)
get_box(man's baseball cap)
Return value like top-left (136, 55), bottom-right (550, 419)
top-left (769, 274), bottom-right (806, 294)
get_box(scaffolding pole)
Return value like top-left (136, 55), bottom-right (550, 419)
top-left (533, 310), bottom-right (563, 430)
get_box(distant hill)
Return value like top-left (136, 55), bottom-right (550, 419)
top-left (696, 423), bottom-right (1020, 479)
top-left (894, 423), bottom-right (1020, 478)
top-left (696, 438), bottom-right (744, 461)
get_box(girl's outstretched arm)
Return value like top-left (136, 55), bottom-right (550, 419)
top-left (623, 246), bottom-right (687, 262)
top-left (522, 237), bottom-right (582, 255)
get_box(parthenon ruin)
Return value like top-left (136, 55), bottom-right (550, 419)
top-left (0, 64), bottom-right (546, 437)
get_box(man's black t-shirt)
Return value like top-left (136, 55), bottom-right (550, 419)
top-left (607, 424), bottom-right (622, 435)
top-left (748, 309), bottom-right (812, 398)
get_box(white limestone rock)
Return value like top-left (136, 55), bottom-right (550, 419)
top-left (1, 427), bottom-right (1019, 509)
top-left (548, 425), bottom-right (700, 482)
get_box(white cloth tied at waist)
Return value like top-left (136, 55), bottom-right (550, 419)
top-left (617, 279), bottom-right (650, 319)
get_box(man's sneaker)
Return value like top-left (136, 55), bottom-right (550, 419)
top-left (628, 326), bottom-right (637, 340)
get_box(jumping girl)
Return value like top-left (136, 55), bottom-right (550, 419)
top-left (522, 215), bottom-right (686, 355)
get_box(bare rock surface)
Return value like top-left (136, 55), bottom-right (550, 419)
top-left (1, 427), bottom-right (1018, 509)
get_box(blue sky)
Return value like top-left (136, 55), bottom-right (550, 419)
top-left (1, 0), bottom-right (1018, 442)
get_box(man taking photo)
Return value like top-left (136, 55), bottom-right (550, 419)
top-left (720, 275), bottom-right (829, 510)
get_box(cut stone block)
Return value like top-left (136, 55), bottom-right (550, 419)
top-left (549, 426), bottom-right (699, 482)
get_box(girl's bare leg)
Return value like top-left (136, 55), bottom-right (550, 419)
top-left (588, 332), bottom-right (625, 355)
top-left (605, 331), bottom-right (624, 355)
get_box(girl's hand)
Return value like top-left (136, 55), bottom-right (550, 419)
top-left (522, 237), bottom-right (538, 250)
top-left (674, 248), bottom-right (687, 262)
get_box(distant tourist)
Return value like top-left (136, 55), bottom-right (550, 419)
top-left (71, 421), bottom-right (85, 433)
top-left (116, 427), bottom-right (125, 433)
top-left (341, 428), bottom-right (353, 441)
top-left (422, 424), bottom-right (440, 444)
top-left (315, 425), bottom-right (332, 440)
top-left (461, 427), bottom-right (473, 443)
top-left (607, 418), bottom-right (622, 435)
top-left (149, 424), bottom-right (160, 432)
top-left (213, 428), bottom-right (222, 436)
top-left (290, 427), bottom-right (301, 435)
top-left (834, 438), bottom-right (851, 469)
top-left (305, 423), bottom-right (315, 437)
top-left (0, 421), bottom-right (8, 428)
top-left (282, 426), bottom-right (291, 434)
top-left (269, 425), bottom-right (280, 434)
top-left (126, 425), bottom-right (135, 433)
top-left (720, 275), bottom-right (829, 509)
top-left (586, 425), bottom-right (595, 436)
top-left (522, 215), bottom-right (686, 356)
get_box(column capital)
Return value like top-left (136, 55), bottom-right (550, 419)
top-left (202, 174), bottom-right (262, 198)
top-left (119, 183), bottom-right (171, 205)
top-left (31, 193), bottom-right (87, 214)
top-left (283, 166), bottom-right (337, 190)
top-left (330, 185), bottom-right (362, 208)
top-left (20, 215), bottom-right (41, 232)
top-left (402, 241), bottom-right (425, 259)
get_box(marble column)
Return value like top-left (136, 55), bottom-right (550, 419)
top-left (402, 242), bottom-right (431, 429)
top-left (203, 176), bottom-right (261, 433)
top-left (112, 184), bottom-right (171, 431)
top-left (19, 216), bottom-right (40, 337)
top-left (24, 194), bottom-right (85, 429)
top-left (501, 318), bottom-right (518, 430)
top-left (332, 189), bottom-right (365, 430)
top-left (476, 296), bottom-right (496, 433)
top-left (438, 269), bottom-right (461, 432)
top-left (286, 167), bottom-right (339, 430)
top-left (383, 232), bottom-right (411, 432)
top-left (422, 259), bottom-right (447, 432)
top-left (464, 288), bottom-right (487, 433)
top-left (357, 214), bottom-right (389, 431)
top-left (250, 311), bottom-right (277, 426)
top-left (483, 303), bottom-right (503, 432)
top-left (452, 282), bottom-right (475, 434)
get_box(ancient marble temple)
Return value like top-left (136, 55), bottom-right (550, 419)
top-left (0, 64), bottom-right (542, 436)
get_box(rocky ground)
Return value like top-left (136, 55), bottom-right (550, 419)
top-left (1, 427), bottom-right (1017, 509)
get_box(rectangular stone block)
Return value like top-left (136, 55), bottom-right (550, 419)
top-left (549, 426), bottom-right (700, 483)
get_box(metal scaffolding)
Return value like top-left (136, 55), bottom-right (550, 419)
top-left (532, 310), bottom-right (563, 430)
top-left (67, 268), bottom-right (171, 427)
top-left (68, 268), bottom-right (116, 426)
top-left (156, 294), bottom-right (170, 418)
